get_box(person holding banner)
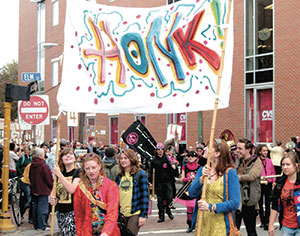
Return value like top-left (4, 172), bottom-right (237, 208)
top-left (50, 147), bottom-right (80, 236)
top-left (115, 148), bottom-right (149, 235)
top-left (74, 153), bottom-right (120, 236)
top-left (149, 143), bottom-right (179, 223)
top-left (188, 139), bottom-right (240, 235)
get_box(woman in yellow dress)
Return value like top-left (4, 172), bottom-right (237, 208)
top-left (188, 139), bottom-right (240, 235)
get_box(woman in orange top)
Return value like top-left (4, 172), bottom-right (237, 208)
top-left (269, 151), bottom-right (300, 236)
top-left (74, 153), bottom-right (120, 236)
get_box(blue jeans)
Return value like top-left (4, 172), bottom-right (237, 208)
top-left (32, 195), bottom-right (49, 230)
top-left (20, 182), bottom-right (31, 216)
top-left (282, 225), bottom-right (300, 236)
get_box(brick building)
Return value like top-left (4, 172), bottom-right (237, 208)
top-left (18, 0), bottom-right (300, 148)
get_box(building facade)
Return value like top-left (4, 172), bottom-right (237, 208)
top-left (18, 0), bottom-right (300, 148)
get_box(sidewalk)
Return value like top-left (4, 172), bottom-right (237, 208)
top-left (2, 212), bottom-right (60, 236)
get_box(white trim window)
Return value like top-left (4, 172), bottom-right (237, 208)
top-left (52, 0), bottom-right (59, 26)
top-left (52, 60), bottom-right (59, 87)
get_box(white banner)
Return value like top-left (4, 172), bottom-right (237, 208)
top-left (57, 0), bottom-right (234, 114)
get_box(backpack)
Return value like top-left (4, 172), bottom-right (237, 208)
top-left (104, 160), bottom-right (117, 181)
top-left (20, 155), bottom-right (32, 166)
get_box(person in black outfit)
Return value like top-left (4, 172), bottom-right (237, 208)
top-left (149, 143), bottom-right (179, 223)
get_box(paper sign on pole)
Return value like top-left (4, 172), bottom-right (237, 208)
top-left (67, 111), bottom-right (78, 127)
top-left (74, 149), bottom-right (87, 159)
top-left (167, 124), bottom-right (182, 141)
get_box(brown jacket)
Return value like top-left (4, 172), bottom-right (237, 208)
top-left (235, 156), bottom-right (262, 206)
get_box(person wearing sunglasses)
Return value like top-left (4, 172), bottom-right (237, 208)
top-left (149, 143), bottom-right (179, 223)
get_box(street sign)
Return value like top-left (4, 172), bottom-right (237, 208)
top-left (18, 95), bottom-right (49, 125)
top-left (21, 72), bottom-right (41, 82)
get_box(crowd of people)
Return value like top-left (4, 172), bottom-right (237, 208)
top-left (1, 135), bottom-right (300, 236)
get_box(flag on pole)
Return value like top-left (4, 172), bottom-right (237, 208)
top-left (57, 0), bottom-right (234, 114)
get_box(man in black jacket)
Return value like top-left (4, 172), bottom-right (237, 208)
top-left (150, 143), bottom-right (179, 223)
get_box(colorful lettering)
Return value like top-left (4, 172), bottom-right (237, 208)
top-left (83, 18), bottom-right (126, 87)
top-left (121, 33), bottom-right (149, 76)
top-left (172, 11), bottom-right (221, 71)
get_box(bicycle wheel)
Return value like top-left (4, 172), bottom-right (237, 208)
top-left (11, 193), bottom-right (22, 226)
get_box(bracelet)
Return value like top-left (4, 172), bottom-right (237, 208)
top-left (212, 204), bottom-right (217, 213)
top-left (199, 176), bottom-right (204, 184)
top-left (208, 203), bottom-right (212, 212)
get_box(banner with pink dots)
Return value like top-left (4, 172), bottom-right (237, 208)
top-left (57, 0), bottom-right (234, 114)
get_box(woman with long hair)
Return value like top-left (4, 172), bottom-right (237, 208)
top-left (188, 139), bottom-right (240, 235)
top-left (50, 147), bottom-right (80, 236)
top-left (115, 148), bottom-right (149, 235)
top-left (74, 153), bottom-right (120, 236)
top-left (269, 151), bottom-right (300, 236)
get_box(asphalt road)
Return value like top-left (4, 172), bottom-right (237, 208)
top-left (139, 181), bottom-right (281, 236)
top-left (139, 202), bottom-right (281, 235)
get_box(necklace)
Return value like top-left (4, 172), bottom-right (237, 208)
top-left (208, 172), bottom-right (217, 180)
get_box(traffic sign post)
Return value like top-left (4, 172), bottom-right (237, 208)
top-left (21, 72), bottom-right (41, 82)
top-left (19, 95), bottom-right (49, 125)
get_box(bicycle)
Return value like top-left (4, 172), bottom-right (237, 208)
top-left (0, 176), bottom-right (22, 226)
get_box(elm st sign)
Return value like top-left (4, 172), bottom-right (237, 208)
top-left (18, 95), bottom-right (50, 125)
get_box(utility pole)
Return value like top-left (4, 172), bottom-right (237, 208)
top-left (0, 102), bottom-right (16, 232)
top-left (0, 84), bottom-right (31, 232)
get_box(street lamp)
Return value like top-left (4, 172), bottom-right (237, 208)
top-left (41, 42), bottom-right (62, 49)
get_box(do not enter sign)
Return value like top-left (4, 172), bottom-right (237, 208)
top-left (19, 95), bottom-right (50, 125)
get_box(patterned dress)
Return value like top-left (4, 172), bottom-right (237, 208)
top-left (200, 176), bottom-right (227, 235)
top-left (91, 188), bottom-right (106, 235)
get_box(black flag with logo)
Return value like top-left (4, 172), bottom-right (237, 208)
top-left (122, 120), bottom-right (157, 162)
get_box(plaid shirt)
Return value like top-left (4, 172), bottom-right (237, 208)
top-left (116, 170), bottom-right (149, 218)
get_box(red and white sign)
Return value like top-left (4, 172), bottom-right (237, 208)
top-left (18, 95), bottom-right (49, 125)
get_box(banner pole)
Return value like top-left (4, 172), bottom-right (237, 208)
top-left (196, 0), bottom-right (233, 235)
top-left (50, 114), bottom-right (61, 236)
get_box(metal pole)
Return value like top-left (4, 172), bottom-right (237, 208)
top-left (0, 102), bottom-right (16, 232)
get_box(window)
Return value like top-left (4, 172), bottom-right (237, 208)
top-left (135, 115), bottom-right (146, 125)
top-left (256, 0), bottom-right (273, 55)
top-left (68, 127), bottom-right (75, 142)
top-left (51, 118), bottom-right (58, 140)
top-left (52, 60), bottom-right (59, 87)
top-left (167, 0), bottom-right (181, 4)
top-left (245, 0), bottom-right (273, 143)
top-left (256, 89), bottom-right (273, 142)
top-left (37, 2), bottom-right (45, 92)
top-left (109, 116), bottom-right (118, 145)
top-left (87, 117), bottom-right (95, 126)
top-left (52, 0), bottom-right (59, 26)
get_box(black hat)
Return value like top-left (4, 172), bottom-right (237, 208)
top-left (187, 151), bottom-right (198, 158)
